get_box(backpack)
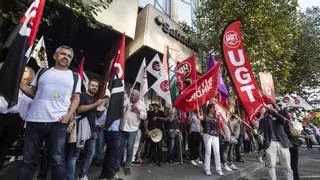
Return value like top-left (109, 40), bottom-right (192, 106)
top-left (36, 68), bottom-right (79, 94)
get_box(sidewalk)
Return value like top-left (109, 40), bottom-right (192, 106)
top-left (0, 153), bottom-right (265, 180)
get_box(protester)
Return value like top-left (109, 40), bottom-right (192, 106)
top-left (226, 115), bottom-right (240, 170)
top-left (202, 104), bottom-right (224, 176)
top-left (302, 125), bottom-right (313, 149)
top-left (188, 109), bottom-right (203, 166)
top-left (19, 46), bottom-right (81, 180)
top-left (309, 123), bottom-right (320, 145)
top-left (280, 109), bottom-right (313, 180)
top-left (95, 97), bottom-right (109, 166)
top-left (165, 108), bottom-right (181, 163)
top-left (0, 66), bottom-right (34, 169)
top-left (99, 103), bottom-right (122, 180)
top-left (146, 102), bottom-right (165, 167)
top-left (258, 105), bottom-right (293, 180)
top-left (235, 122), bottom-right (245, 162)
top-left (119, 89), bottom-right (147, 175)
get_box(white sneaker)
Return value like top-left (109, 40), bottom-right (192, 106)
top-left (229, 163), bottom-right (239, 170)
top-left (204, 170), bottom-right (212, 176)
top-left (222, 163), bottom-right (232, 172)
top-left (216, 169), bottom-right (224, 176)
top-left (190, 160), bottom-right (198, 166)
top-left (9, 156), bottom-right (15, 162)
top-left (197, 160), bottom-right (203, 164)
top-left (79, 175), bottom-right (89, 180)
top-left (258, 156), bottom-right (264, 163)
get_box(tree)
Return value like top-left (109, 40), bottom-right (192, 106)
top-left (289, 7), bottom-right (320, 108)
top-left (187, 0), bottom-right (300, 95)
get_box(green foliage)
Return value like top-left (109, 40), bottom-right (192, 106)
top-left (0, 0), bottom-right (113, 27)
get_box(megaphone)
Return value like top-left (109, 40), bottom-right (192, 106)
top-left (150, 128), bottom-right (163, 143)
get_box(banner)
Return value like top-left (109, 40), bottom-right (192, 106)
top-left (174, 61), bottom-right (221, 112)
top-left (259, 72), bottom-right (275, 102)
top-left (221, 20), bottom-right (264, 121)
top-left (104, 33), bottom-right (126, 129)
top-left (132, 58), bottom-right (148, 98)
top-left (30, 36), bottom-right (48, 68)
top-left (0, 0), bottom-right (46, 108)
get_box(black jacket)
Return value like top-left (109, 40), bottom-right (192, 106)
top-left (258, 109), bottom-right (292, 149)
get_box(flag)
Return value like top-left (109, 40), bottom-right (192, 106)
top-left (132, 58), bottom-right (148, 98)
top-left (221, 20), bottom-right (264, 122)
top-left (167, 48), bottom-right (179, 104)
top-left (174, 61), bottom-right (221, 112)
top-left (294, 95), bottom-right (313, 110)
top-left (0, 0), bottom-right (46, 108)
top-left (104, 33), bottom-right (126, 129)
top-left (259, 72), bottom-right (276, 102)
top-left (279, 94), bottom-right (295, 107)
top-left (208, 54), bottom-right (228, 101)
top-left (174, 54), bottom-right (198, 93)
top-left (146, 54), bottom-right (165, 78)
top-left (150, 68), bottom-right (172, 107)
top-left (77, 57), bottom-right (88, 91)
top-left (30, 36), bottom-right (48, 68)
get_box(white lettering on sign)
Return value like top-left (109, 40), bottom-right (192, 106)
top-left (19, 0), bottom-right (40, 37)
top-left (228, 49), bottom-right (256, 102)
top-left (235, 67), bottom-right (252, 84)
top-left (186, 77), bottom-right (212, 102)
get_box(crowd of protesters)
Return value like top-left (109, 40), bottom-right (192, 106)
top-left (0, 45), bottom-right (319, 180)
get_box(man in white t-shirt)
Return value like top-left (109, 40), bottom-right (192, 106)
top-left (120, 89), bottom-right (146, 176)
top-left (19, 46), bottom-right (81, 180)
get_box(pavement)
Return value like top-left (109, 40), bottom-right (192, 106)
top-left (0, 146), bottom-right (319, 180)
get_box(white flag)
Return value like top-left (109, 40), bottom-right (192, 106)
top-left (30, 36), bottom-right (48, 68)
top-left (279, 94), bottom-right (295, 107)
top-left (146, 54), bottom-right (165, 78)
top-left (294, 95), bottom-right (313, 110)
top-left (151, 73), bottom-right (172, 107)
top-left (132, 58), bottom-right (148, 98)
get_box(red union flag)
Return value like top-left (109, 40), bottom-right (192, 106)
top-left (175, 55), bottom-right (198, 82)
top-left (221, 20), bottom-right (264, 121)
top-left (174, 61), bottom-right (220, 112)
top-left (259, 72), bottom-right (275, 102)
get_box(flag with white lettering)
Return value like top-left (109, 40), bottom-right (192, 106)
top-left (174, 61), bottom-right (221, 112)
top-left (104, 33), bottom-right (126, 129)
top-left (0, 0), bottom-right (46, 108)
top-left (221, 20), bottom-right (264, 122)
top-left (259, 72), bottom-right (275, 102)
top-left (174, 54), bottom-right (198, 92)
top-left (30, 36), bottom-right (48, 68)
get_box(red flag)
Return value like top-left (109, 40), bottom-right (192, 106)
top-left (0, 0), bottom-right (46, 107)
top-left (174, 61), bottom-right (221, 112)
top-left (104, 33), bottom-right (126, 129)
top-left (77, 57), bottom-right (85, 80)
top-left (175, 55), bottom-right (198, 84)
top-left (221, 20), bottom-right (264, 122)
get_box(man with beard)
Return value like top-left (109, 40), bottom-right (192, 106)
top-left (19, 46), bottom-right (81, 180)
top-left (66, 79), bottom-right (106, 180)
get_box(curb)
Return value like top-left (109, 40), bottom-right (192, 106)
top-left (218, 162), bottom-right (265, 180)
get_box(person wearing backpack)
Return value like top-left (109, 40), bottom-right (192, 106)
top-left (19, 46), bottom-right (81, 180)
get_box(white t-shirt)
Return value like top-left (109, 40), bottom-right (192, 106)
top-left (26, 68), bottom-right (81, 122)
top-left (120, 97), bottom-right (147, 132)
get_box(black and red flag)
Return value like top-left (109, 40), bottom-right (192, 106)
top-left (104, 33), bottom-right (126, 129)
top-left (0, 0), bottom-right (46, 108)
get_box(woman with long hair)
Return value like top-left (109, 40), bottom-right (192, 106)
top-left (202, 104), bottom-right (224, 176)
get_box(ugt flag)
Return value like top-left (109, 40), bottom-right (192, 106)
top-left (0, 0), bottom-right (46, 108)
top-left (174, 61), bottom-right (221, 112)
top-left (104, 33), bottom-right (126, 129)
top-left (221, 20), bottom-right (264, 122)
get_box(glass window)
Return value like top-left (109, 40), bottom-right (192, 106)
top-left (139, 0), bottom-right (154, 8)
top-left (139, 0), bottom-right (170, 16)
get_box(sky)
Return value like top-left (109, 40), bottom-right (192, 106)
top-left (298, 0), bottom-right (320, 10)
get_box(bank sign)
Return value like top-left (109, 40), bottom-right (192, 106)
top-left (155, 15), bottom-right (198, 52)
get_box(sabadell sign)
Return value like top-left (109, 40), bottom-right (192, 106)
top-left (155, 15), bottom-right (198, 52)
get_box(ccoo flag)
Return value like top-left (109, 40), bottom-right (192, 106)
top-left (30, 36), bottom-right (48, 68)
top-left (132, 58), bottom-right (149, 98)
top-left (0, 0), bottom-right (46, 108)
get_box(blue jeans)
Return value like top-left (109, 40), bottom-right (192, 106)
top-left (167, 131), bottom-right (179, 161)
top-left (236, 135), bottom-right (244, 160)
top-left (120, 131), bottom-right (137, 168)
top-left (99, 131), bottom-right (121, 179)
top-left (66, 132), bottom-right (97, 180)
top-left (95, 128), bottom-right (106, 164)
top-left (19, 122), bottom-right (68, 180)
